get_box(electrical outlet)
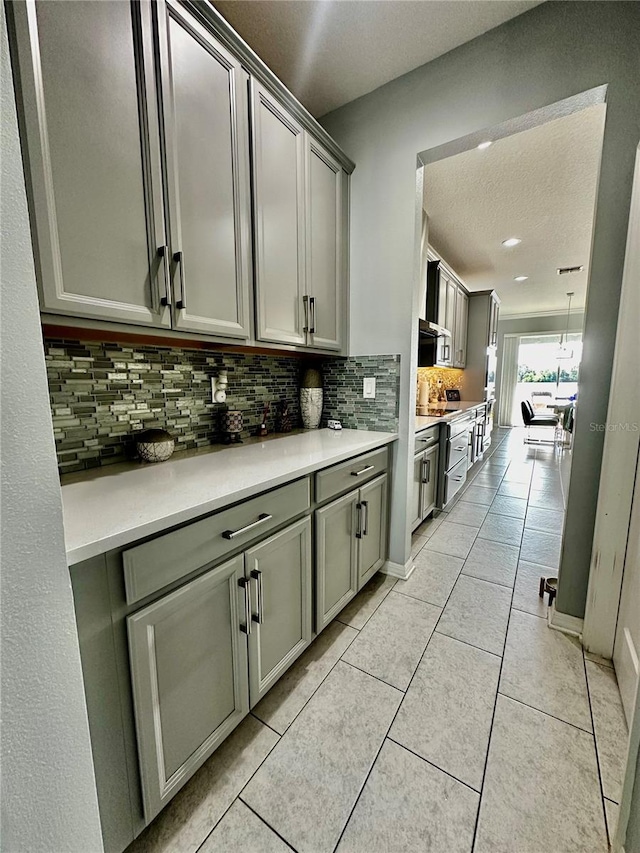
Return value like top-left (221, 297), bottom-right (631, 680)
top-left (363, 377), bottom-right (376, 399)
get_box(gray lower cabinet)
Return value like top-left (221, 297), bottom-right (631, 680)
top-left (127, 514), bottom-right (312, 825)
top-left (315, 474), bottom-right (388, 631)
top-left (156, 0), bottom-right (252, 338)
top-left (315, 490), bottom-right (359, 631)
top-left (127, 554), bottom-right (249, 824)
top-left (358, 474), bottom-right (388, 587)
top-left (412, 444), bottom-right (439, 531)
top-left (245, 516), bottom-right (312, 705)
top-left (11, 0), bottom-right (170, 328)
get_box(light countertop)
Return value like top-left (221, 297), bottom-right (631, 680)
top-left (62, 428), bottom-right (397, 565)
top-left (415, 400), bottom-right (487, 432)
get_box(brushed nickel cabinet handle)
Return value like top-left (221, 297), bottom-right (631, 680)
top-left (239, 577), bottom-right (252, 635)
top-left (351, 465), bottom-right (375, 477)
top-left (222, 513), bottom-right (272, 540)
top-left (251, 569), bottom-right (264, 624)
top-left (355, 502), bottom-right (363, 539)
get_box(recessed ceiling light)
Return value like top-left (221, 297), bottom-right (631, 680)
top-left (477, 141), bottom-right (492, 150)
top-left (502, 238), bottom-right (521, 247)
top-left (514, 276), bottom-right (528, 282)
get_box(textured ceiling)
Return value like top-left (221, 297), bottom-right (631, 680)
top-left (424, 104), bottom-right (606, 317)
top-left (211, 0), bottom-right (543, 117)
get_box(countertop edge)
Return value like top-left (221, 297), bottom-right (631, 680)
top-left (65, 431), bottom-right (397, 565)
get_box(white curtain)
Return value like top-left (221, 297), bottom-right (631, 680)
top-left (498, 335), bottom-right (520, 426)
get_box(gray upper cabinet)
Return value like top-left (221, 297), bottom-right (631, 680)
top-left (127, 554), bottom-right (249, 824)
top-left (252, 83), bottom-right (348, 351)
top-left (305, 139), bottom-right (344, 351)
top-left (245, 516), bottom-right (312, 706)
top-left (11, 0), bottom-right (170, 328)
top-left (445, 275), bottom-right (457, 338)
top-left (156, 1), bottom-right (251, 338)
top-left (357, 474), bottom-right (388, 588)
top-left (251, 81), bottom-right (307, 346)
top-left (453, 288), bottom-right (469, 368)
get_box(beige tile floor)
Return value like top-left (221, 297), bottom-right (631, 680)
top-left (128, 428), bottom-right (629, 853)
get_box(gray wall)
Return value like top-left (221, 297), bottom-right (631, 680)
top-left (0, 7), bottom-right (104, 851)
top-left (321, 1), bottom-right (640, 613)
top-left (494, 312), bottom-right (585, 422)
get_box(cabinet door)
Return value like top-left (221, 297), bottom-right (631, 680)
top-left (315, 491), bottom-right (359, 632)
top-left (487, 294), bottom-right (499, 348)
top-left (454, 289), bottom-right (468, 367)
top-left (445, 276), bottom-right (457, 335)
top-left (252, 82), bottom-right (306, 345)
top-left (127, 555), bottom-right (248, 824)
top-left (421, 444), bottom-right (439, 519)
top-left (411, 452), bottom-right (424, 531)
top-left (357, 474), bottom-right (389, 589)
top-left (156, 1), bottom-right (251, 338)
top-left (12, 0), bottom-right (170, 328)
top-left (245, 517), bottom-right (312, 706)
top-left (306, 138), bottom-right (343, 350)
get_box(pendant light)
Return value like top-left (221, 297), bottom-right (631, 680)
top-left (556, 291), bottom-right (574, 359)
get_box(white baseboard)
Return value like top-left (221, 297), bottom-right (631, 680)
top-left (381, 557), bottom-right (415, 581)
top-left (548, 602), bottom-right (584, 638)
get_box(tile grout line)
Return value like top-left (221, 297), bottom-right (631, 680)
top-left (329, 501), bottom-right (481, 853)
top-left (582, 649), bottom-right (612, 845)
top-left (193, 725), bottom-right (283, 853)
top-left (219, 628), bottom-right (366, 849)
top-left (469, 438), bottom-right (534, 851)
top-left (496, 690), bottom-right (594, 736)
top-left (238, 798), bottom-right (299, 852)
top-left (386, 736), bottom-right (482, 795)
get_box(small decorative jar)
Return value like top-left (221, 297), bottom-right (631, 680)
top-left (135, 429), bottom-right (175, 463)
top-left (300, 367), bottom-right (323, 430)
top-left (222, 409), bottom-right (243, 444)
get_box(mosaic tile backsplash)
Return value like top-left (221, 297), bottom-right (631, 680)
top-left (45, 339), bottom-right (400, 473)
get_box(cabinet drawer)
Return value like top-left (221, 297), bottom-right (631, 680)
top-left (447, 433), bottom-right (469, 471)
top-left (123, 478), bottom-right (310, 605)
top-left (315, 447), bottom-right (388, 504)
top-left (414, 426), bottom-right (439, 454)
top-left (444, 456), bottom-right (467, 505)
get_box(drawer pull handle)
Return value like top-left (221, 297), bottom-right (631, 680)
top-left (251, 569), bottom-right (265, 624)
top-left (452, 476), bottom-right (464, 482)
top-left (222, 513), bottom-right (272, 540)
top-left (453, 445), bottom-right (466, 452)
top-left (351, 465), bottom-right (375, 477)
top-left (239, 577), bottom-right (252, 635)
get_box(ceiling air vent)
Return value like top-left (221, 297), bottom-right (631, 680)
top-left (557, 265), bottom-right (584, 275)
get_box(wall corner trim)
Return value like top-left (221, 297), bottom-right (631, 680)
top-left (381, 558), bottom-right (415, 581)
top-left (548, 603), bottom-right (584, 639)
